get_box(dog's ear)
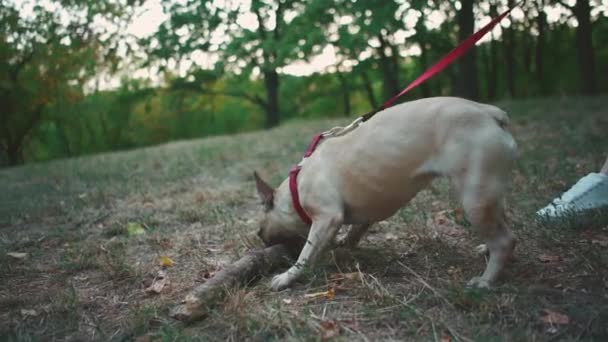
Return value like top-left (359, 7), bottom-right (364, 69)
top-left (253, 171), bottom-right (274, 209)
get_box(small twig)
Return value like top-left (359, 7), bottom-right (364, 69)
top-left (431, 320), bottom-right (439, 342)
top-left (574, 310), bottom-right (602, 341)
top-left (397, 261), bottom-right (453, 308)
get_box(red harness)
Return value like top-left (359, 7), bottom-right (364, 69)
top-left (288, 133), bottom-right (323, 225)
top-left (288, 3), bottom-right (519, 225)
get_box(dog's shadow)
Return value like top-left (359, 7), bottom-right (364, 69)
top-left (314, 236), bottom-right (481, 285)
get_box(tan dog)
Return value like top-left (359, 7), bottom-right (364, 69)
top-left (254, 97), bottom-right (518, 291)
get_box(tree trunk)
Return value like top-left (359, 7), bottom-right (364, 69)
top-left (505, 0), bottom-right (516, 97)
top-left (337, 72), bottom-right (351, 117)
top-left (535, 1), bottom-right (546, 95)
top-left (574, 0), bottom-right (597, 94)
top-left (360, 71), bottom-right (378, 110)
top-left (456, 0), bottom-right (479, 99)
top-left (376, 34), bottom-right (400, 100)
top-left (389, 45), bottom-right (401, 89)
top-left (263, 70), bottom-right (280, 128)
top-left (485, 3), bottom-right (499, 100)
top-left (523, 24), bottom-right (533, 96)
top-left (419, 42), bottom-right (431, 98)
top-left (6, 141), bottom-right (23, 165)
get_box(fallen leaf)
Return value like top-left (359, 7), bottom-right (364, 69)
top-left (159, 255), bottom-right (175, 267)
top-left (304, 288), bottom-right (336, 300)
top-left (440, 334), bottom-right (452, 342)
top-left (320, 320), bottom-right (340, 340)
top-left (427, 209), bottom-right (466, 238)
top-left (127, 222), bottom-right (145, 236)
top-left (540, 309), bottom-right (569, 325)
top-left (7, 252), bottom-right (28, 259)
top-left (20, 309), bottom-right (38, 317)
top-left (538, 254), bottom-right (560, 263)
top-left (195, 192), bottom-right (206, 203)
top-left (145, 270), bottom-right (168, 294)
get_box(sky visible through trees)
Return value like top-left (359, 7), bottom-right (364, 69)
top-left (1, 0), bottom-right (607, 165)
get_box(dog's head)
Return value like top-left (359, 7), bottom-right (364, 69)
top-left (253, 172), bottom-right (306, 251)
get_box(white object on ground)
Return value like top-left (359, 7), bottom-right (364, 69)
top-left (537, 172), bottom-right (608, 218)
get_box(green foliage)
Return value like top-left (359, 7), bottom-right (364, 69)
top-left (0, 0), bottom-right (141, 165)
top-left (1, 0), bottom-right (608, 166)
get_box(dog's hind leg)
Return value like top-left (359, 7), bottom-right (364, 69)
top-left (464, 198), bottom-right (515, 288)
top-left (456, 169), bottom-right (516, 288)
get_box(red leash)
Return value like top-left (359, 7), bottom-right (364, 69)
top-left (289, 3), bottom-right (520, 225)
top-left (362, 2), bottom-right (520, 121)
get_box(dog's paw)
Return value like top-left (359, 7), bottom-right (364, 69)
top-left (466, 276), bottom-right (491, 289)
top-left (270, 272), bottom-right (294, 291)
top-left (474, 244), bottom-right (489, 256)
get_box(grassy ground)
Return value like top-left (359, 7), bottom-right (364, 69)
top-left (1, 96), bottom-right (607, 341)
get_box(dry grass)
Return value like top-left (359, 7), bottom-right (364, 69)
top-left (1, 96), bottom-right (608, 341)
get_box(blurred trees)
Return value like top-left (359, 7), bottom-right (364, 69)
top-left (0, 0), bottom-right (141, 164)
top-left (1, 0), bottom-right (607, 166)
top-left (554, 0), bottom-right (597, 94)
top-left (145, 0), bottom-right (330, 128)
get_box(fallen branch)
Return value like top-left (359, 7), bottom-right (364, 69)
top-left (170, 244), bottom-right (292, 322)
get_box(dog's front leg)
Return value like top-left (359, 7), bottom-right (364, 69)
top-left (270, 216), bottom-right (343, 291)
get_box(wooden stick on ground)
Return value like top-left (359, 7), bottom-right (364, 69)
top-left (170, 244), bottom-right (292, 322)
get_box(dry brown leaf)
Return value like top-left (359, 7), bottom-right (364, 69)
top-left (540, 309), bottom-right (570, 325)
top-left (145, 270), bottom-right (168, 294)
top-left (304, 288), bottom-right (336, 300)
top-left (320, 320), bottom-right (340, 340)
top-left (427, 209), bottom-right (466, 237)
top-left (7, 252), bottom-right (28, 259)
top-left (329, 272), bottom-right (362, 282)
top-left (440, 334), bottom-right (452, 342)
top-left (538, 254), bottom-right (560, 263)
top-left (195, 192), bottom-right (206, 203)
top-left (159, 255), bottom-right (175, 267)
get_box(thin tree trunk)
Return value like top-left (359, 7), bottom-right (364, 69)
top-left (485, 3), bottom-right (499, 100)
top-left (337, 72), bottom-right (351, 117)
top-left (505, 0), bottom-right (516, 97)
top-left (456, 0), bottom-right (479, 99)
top-left (389, 45), bottom-right (401, 89)
top-left (574, 0), bottom-right (597, 94)
top-left (360, 70), bottom-right (378, 110)
top-left (263, 70), bottom-right (280, 128)
top-left (535, 0), bottom-right (546, 95)
top-left (523, 25), bottom-right (533, 96)
top-left (376, 34), bottom-right (400, 99)
top-left (419, 42), bottom-right (431, 98)
top-left (6, 141), bottom-right (23, 165)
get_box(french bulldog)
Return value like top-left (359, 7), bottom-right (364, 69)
top-left (254, 97), bottom-right (518, 291)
